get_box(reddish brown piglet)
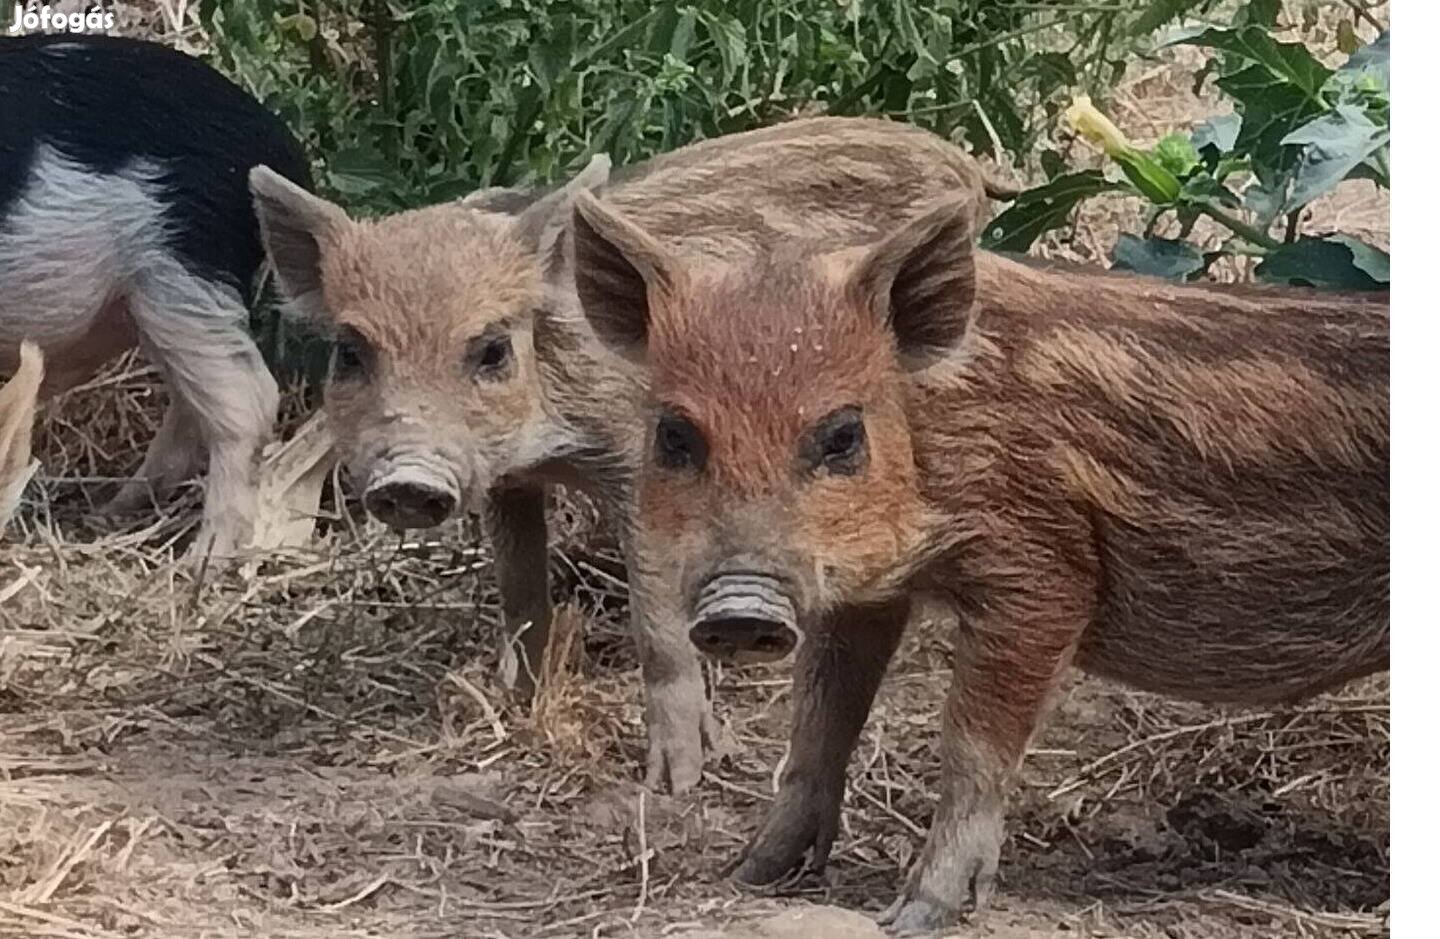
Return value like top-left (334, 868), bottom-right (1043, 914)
top-left (566, 190), bottom-right (1388, 932)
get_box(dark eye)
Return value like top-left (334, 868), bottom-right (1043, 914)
top-left (655, 409), bottom-right (708, 471)
top-left (332, 327), bottom-right (371, 381)
top-left (466, 331), bottom-right (513, 380)
top-left (804, 406), bottom-right (867, 476)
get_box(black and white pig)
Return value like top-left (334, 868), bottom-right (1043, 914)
top-left (0, 33), bottom-right (312, 557)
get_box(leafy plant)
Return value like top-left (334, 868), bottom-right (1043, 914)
top-left (983, 4), bottom-right (1390, 291)
top-left (198, 0), bottom-right (1168, 215)
top-left (198, 0), bottom-right (1177, 379)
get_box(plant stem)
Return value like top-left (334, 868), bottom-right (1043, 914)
top-left (1284, 208), bottom-right (1301, 244)
top-left (1345, 0), bottom-right (1386, 33)
top-left (368, 0), bottom-right (394, 161)
top-left (1199, 203), bottom-right (1282, 250)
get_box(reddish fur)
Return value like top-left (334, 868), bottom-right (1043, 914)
top-left (622, 211), bottom-right (1388, 924)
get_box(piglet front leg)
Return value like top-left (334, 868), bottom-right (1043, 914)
top-left (625, 549), bottom-right (726, 795)
top-left (879, 581), bottom-right (1090, 934)
top-left (732, 598), bottom-right (910, 884)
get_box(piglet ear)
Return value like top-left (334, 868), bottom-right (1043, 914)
top-left (249, 166), bottom-right (349, 321)
top-left (849, 194), bottom-right (977, 369)
top-left (514, 153), bottom-right (613, 260)
top-left (565, 190), bottom-right (679, 359)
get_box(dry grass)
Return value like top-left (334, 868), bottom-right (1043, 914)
top-left (1, 3), bottom-right (1388, 937)
top-left (0, 468), bottom-right (1392, 938)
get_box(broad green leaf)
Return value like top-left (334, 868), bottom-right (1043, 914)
top-left (1171, 27), bottom-right (1331, 101)
top-left (1255, 235), bottom-right (1389, 290)
top-left (1339, 236), bottom-right (1389, 284)
top-left (980, 171), bottom-right (1127, 253)
top-left (1172, 27), bottom-right (1332, 169)
top-left (1192, 112), bottom-right (1241, 156)
top-left (1112, 234), bottom-right (1205, 279)
top-left (1281, 105), bottom-right (1389, 211)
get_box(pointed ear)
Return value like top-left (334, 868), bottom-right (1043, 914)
top-left (249, 166), bottom-right (349, 321)
top-left (565, 190), bottom-right (679, 358)
top-left (849, 194), bottom-right (977, 369)
top-left (459, 184), bottom-right (539, 215)
top-left (513, 153), bottom-right (613, 259)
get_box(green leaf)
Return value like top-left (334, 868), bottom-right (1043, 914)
top-left (278, 12), bottom-right (317, 42)
top-left (980, 171), bottom-right (1127, 253)
top-left (1171, 27), bottom-right (1331, 101)
top-left (1018, 52), bottom-right (1078, 98)
top-left (1171, 27), bottom-right (1332, 169)
top-left (1335, 235), bottom-right (1390, 284)
top-left (1112, 148), bottom-right (1183, 204)
top-left (669, 8), bottom-right (698, 60)
top-left (1281, 105), bottom-right (1389, 211)
top-left (1154, 132), bottom-right (1201, 177)
top-left (701, 12), bottom-right (747, 88)
top-left (1039, 149), bottom-right (1067, 181)
top-left (1132, 0), bottom-right (1211, 36)
top-left (324, 146), bottom-right (393, 197)
top-left (1255, 235), bottom-right (1389, 290)
top-left (1180, 173), bottom-right (1242, 210)
top-left (1238, 0), bottom-right (1280, 28)
top-left (1338, 30), bottom-right (1389, 93)
top-left (1192, 112), bottom-right (1242, 156)
top-left (894, 0), bottom-right (939, 79)
top-left (1112, 234), bottom-right (1205, 279)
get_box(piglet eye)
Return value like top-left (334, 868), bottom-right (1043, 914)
top-left (332, 327), bottom-right (371, 381)
top-left (808, 405), bottom-right (867, 476)
top-left (467, 332), bottom-right (513, 380)
top-left (655, 409), bottom-right (708, 472)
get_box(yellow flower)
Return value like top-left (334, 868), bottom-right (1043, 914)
top-left (1065, 95), bottom-right (1132, 158)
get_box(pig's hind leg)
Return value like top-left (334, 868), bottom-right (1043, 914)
top-left (879, 575), bottom-right (1092, 934)
top-left (482, 482), bottom-right (554, 699)
top-left (102, 398), bottom-right (206, 516)
top-left (126, 262), bottom-right (278, 560)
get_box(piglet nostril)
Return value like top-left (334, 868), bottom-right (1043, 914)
top-left (689, 573), bottom-right (800, 664)
top-left (363, 476), bottom-right (459, 530)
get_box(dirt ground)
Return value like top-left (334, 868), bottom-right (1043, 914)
top-left (1, 3), bottom-right (1388, 938)
top-left (0, 510), bottom-right (1391, 939)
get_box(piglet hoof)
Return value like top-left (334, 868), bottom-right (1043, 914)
top-left (645, 729), bottom-right (705, 796)
top-left (877, 847), bottom-right (995, 935)
top-left (643, 690), bottom-right (732, 796)
top-left (876, 894), bottom-right (958, 935)
top-left (728, 783), bottom-right (841, 887)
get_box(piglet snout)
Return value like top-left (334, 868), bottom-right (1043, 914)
top-left (363, 465), bottom-right (460, 530)
top-left (689, 573), bottom-right (799, 663)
